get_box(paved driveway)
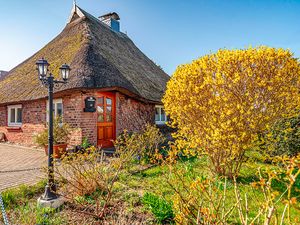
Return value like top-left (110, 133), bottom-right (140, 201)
top-left (0, 143), bottom-right (46, 191)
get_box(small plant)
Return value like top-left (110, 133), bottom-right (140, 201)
top-left (36, 207), bottom-right (60, 225)
top-left (34, 117), bottom-right (71, 147)
top-left (81, 137), bottom-right (91, 149)
top-left (142, 192), bottom-right (174, 224)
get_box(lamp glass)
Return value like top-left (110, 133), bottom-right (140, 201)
top-left (36, 58), bottom-right (49, 79)
top-left (60, 64), bottom-right (70, 80)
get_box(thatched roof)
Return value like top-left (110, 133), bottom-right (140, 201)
top-left (0, 4), bottom-right (169, 105)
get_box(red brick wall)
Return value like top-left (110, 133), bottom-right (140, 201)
top-left (0, 90), bottom-right (156, 147)
top-left (116, 92), bottom-right (155, 135)
top-left (0, 100), bottom-right (46, 146)
top-left (0, 90), bottom-right (98, 147)
top-left (62, 90), bottom-right (97, 146)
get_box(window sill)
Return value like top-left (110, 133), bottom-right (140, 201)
top-left (6, 126), bottom-right (22, 132)
top-left (155, 121), bottom-right (167, 125)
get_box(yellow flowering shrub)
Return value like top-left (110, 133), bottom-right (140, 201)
top-left (163, 46), bottom-right (300, 178)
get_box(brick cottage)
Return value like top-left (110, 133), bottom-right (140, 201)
top-left (0, 4), bottom-right (169, 148)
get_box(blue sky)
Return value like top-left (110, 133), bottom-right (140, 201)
top-left (0, 0), bottom-right (300, 75)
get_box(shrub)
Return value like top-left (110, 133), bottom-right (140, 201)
top-left (142, 192), bottom-right (174, 224)
top-left (35, 117), bottom-right (71, 146)
top-left (264, 114), bottom-right (300, 157)
top-left (114, 124), bottom-right (165, 165)
top-left (55, 145), bottom-right (138, 221)
top-left (163, 46), bottom-right (300, 178)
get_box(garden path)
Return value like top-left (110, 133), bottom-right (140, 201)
top-left (0, 143), bottom-right (46, 191)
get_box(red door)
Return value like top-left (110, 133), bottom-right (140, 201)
top-left (96, 92), bottom-right (116, 148)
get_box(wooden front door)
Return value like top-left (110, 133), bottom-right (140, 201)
top-left (96, 92), bottom-right (116, 148)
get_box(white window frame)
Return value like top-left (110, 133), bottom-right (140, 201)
top-left (7, 104), bottom-right (22, 127)
top-left (155, 105), bottom-right (167, 125)
top-left (46, 98), bottom-right (63, 122)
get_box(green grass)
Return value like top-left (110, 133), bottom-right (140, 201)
top-left (2, 158), bottom-right (300, 224)
top-left (115, 157), bottom-right (300, 224)
top-left (2, 179), bottom-right (46, 209)
top-left (1, 179), bottom-right (67, 225)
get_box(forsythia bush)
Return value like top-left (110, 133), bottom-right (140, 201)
top-left (163, 46), bottom-right (300, 177)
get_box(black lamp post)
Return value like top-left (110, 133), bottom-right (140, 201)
top-left (36, 58), bottom-right (70, 201)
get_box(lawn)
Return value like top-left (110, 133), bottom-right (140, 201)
top-left (1, 155), bottom-right (299, 225)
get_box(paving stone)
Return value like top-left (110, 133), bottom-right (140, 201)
top-left (0, 143), bottom-right (46, 191)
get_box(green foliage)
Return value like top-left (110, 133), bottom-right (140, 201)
top-left (165, 155), bottom-right (300, 224)
top-left (81, 137), bottom-right (91, 149)
top-left (34, 117), bottom-right (71, 146)
top-left (266, 114), bottom-right (300, 157)
top-left (3, 158), bottom-right (300, 224)
top-left (2, 180), bottom-right (46, 209)
top-left (36, 207), bottom-right (64, 225)
top-left (123, 192), bottom-right (141, 208)
top-left (142, 192), bottom-right (174, 224)
top-left (114, 124), bottom-right (165, 166)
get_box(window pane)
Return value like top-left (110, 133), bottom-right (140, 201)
top-left (106, 106), bottom-right (112, 114)
top-left (155, 107), bottom-right (160, 121)
top-left (106, 98), bottom-right (112, 105)
top-left (17, 108), bottom-right (22, 123)
top-left (106, 114), bottom-right (112, 122)
top-left (98, 97), bottom-right (104, 105)
top-left (161, 108), bottom-right (166, 121)
top-left (56, 103), bottom-right (63, 117)
top-left (106, 106), bottom-right (112, 122)
top-left (97, 106), bottom-right (104, 122)
top-left (10, 108), bottom-right (16, 123)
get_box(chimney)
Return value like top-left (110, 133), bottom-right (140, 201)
top-left (99, 12), bottom-right (120, 32)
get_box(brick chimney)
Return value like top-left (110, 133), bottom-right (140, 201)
top-left (99, 12), bottom-right (120, 32)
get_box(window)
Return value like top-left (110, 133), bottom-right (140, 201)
top-left (155, 105), bottom-right (167, 125)
top-left (97, 96), bottom-right (113, 122)
top-left (46, 99), bottom-right (63, 122)
top-left (8, 105), bottom-right (22, 127)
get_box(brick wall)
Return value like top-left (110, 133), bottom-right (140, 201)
top-left (0, 90), bottom-right (99, 147)
top-left (116, 92), bottom-right (155, 135)
top-left (0, 100), bottom-right (46, 146)
top-left (0, 90), bottom-right (156, 147)
top-left (62, 90), bottom-right (97, 146)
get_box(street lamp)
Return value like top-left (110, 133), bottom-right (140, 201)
top-left (36, 58), bottom-right (70, 203)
